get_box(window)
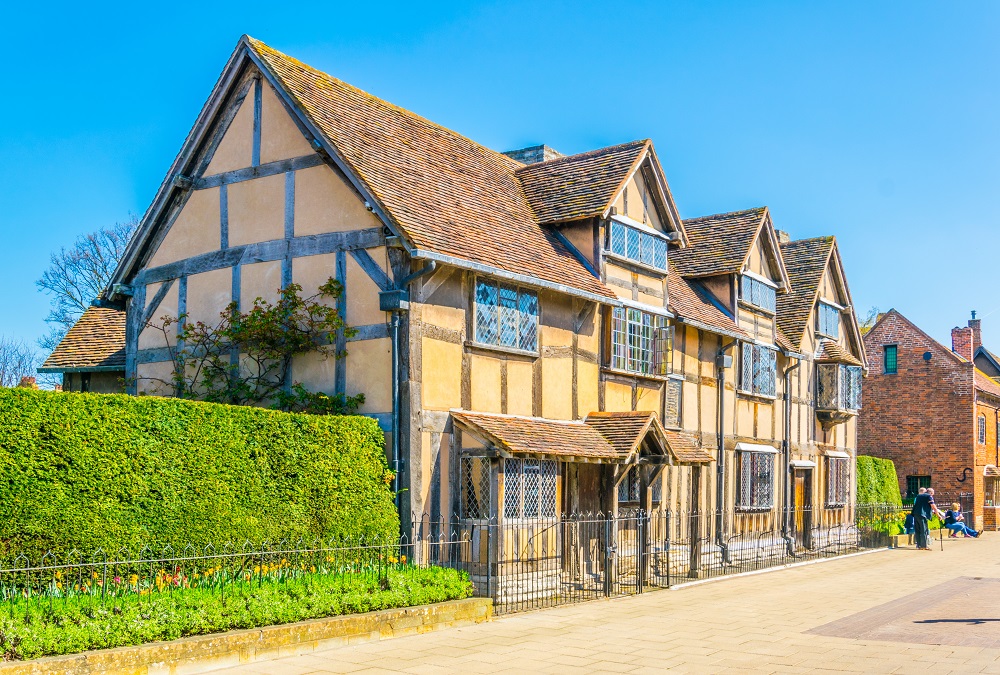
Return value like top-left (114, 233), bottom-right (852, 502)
top-left (609, 307), bottom-right (672, 376)
top-left (739, 275), bottom-right (777, 314)
top-left (816, 364), bottom-right (863, 411)
top-left (905, 475), bottom-right (931, 499)
top-left (503, 459), bottom-right (557, 518)
top-left (739, 343), bottom-right (777, 397)
top-left (617, 466), bottom-right (663, 504)
top-left (826, 457), bottom-right (849, 507)
top-left (474, 279), bottom-right (538, 352)
top-left (737, 451), bottom-right (775, 511)
top-left (607, 219), bottom-right (668, 271)
top-left (461, 457), bottom-right (491, 519)
top-left (979, 415), bottom-right (987, 445)
top-left (817, 302), bottom-right (840, 339)
top-left (883, 344), bottom-right (898, 374)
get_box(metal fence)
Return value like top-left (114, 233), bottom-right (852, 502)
top-left (0, 503), bottom-right (959, 620)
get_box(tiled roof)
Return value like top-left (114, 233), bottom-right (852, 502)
top-left (516, 140), bottom-right (648, 224)
top-left (451, 411), bottom-right (622, 461)
top-left (584, 411), bottom-right (713, 464)
top-left (775, 325), bottom-right (795, 352)
top-left (39, 306), bottom-right (126, 372)
top-left (670, 208), bottom-right (767, 278)
top-left (248, 39), bottom-right (616, 300)
top-left (662, 429), bottom-right (714, 464)
top-left (816, 339), bottom-right (864, 367)
top-left (777, 237), bottom-right (834, 350)
top-left (667, 265), bottom-right (749, 339)
top-left (975, 369), bottom-right (1000, 398)
top-left (985, 465), bottom-right (1000, 478)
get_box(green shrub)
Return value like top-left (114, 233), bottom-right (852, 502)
top-left (0, 389), bottom-right (398, 560)
top-left (856, 455), bottom-right (902, 505)
top-left (0, 566), bottom-right (472, 660)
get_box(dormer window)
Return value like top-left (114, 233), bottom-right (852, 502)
top-left (606, 217), bottom-right (668, 272)
top-left (817, 301), bottom-right (841, 339)
top-left (739, 274), bottom-right (776, 314)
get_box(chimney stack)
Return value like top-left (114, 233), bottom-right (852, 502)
top-left (502, 145), bottom-right (564, 165)
top-left (969, 310), bottom-right (982, 354)
top-left (775, 230), bottom-right (791, 244)
top-left (952, 324), bottom-right (974, 362)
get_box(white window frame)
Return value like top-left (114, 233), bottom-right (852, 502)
top-left (825, 457), bottom-right (849, 508)
top-left (979, 415), bottom-right (987, 445)
top-left (610, 307), bottom-right (672, 376)
top-left (474, 278), bottom-right (539, 353)
top-left (737, 451), bottom-right (775, 512)
top-left (502, 458), bottom-right (558, 519)
top-left (739, 274), bottom-right (777, 314)
top-left (606, 217), bottom-right (669, 272)
top-left (817, 301), bottom-right (841, 339)
top-left (739, 342), bottom-right (777, 398)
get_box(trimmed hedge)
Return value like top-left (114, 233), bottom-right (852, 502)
top-left (856, 455), bottom-right (902, 505)
top-left (0, 389), bottom-right (398, 559)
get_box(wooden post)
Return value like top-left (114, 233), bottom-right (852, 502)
top-left (689, 465), bottom-right (702, 578)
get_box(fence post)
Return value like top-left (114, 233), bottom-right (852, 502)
top-left (603, 516), bottom-right (613, 598)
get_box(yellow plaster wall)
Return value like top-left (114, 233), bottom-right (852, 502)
top-left (577, 362), bottom-right (600, 416)
top-left (470, 355), bottom-right (502, 413)
top-left (229, 173), bottom-right (285, 247)
top-left (346, 256), bottom-right (386, 326)
top-left (612, 169), bottom-right (664, 232)
top-left (136, 361), bottom-right (175, 396)
top-left (206, 95), bottom-right (253, 175)
top-left (346, 337), bottom-right (392, 413)
top-left (291, 351), bottom-right (336, 393)
top-left (421, 338), bottom-right (462, 410)
top-left (148, 188), bottom-right (221, 268)
top-left (506, 361), bottom-right (534, 416)
top-left (683, 381), bottom-right (700, 432)
top-left (138, 282), bottom-right (179, 350)
top-left (186, 268), bottom-right (233, 326)
top-left (699, 382), bottom-right (717, 438)
top-left (604, 381), bottom-right (632, 412)
top-left (541, 357), bottom-right (573, 419)
top-left (745, 238), bottom-right (775, 280)
top-left (259, 82), bottom-right (314, 164)
top-left (577, 308), bottom-right (599, 354)
top-left (292, 253), bottom-right (336, 306)
top-left (294, 165), bottom-right (381, 237)
top-left (422, 303), bottom-right (465, 332)
top-left (636, 385), bottom-right (661, 412)
top-left (241, 260), bottom-right (282, 307)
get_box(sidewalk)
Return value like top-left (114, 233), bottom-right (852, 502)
top-left (214, 533), bottom-right (1000, 674)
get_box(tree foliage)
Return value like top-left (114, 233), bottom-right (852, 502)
top-left (141, 278), bottom-right (363, 415)
top-left (36, 216), bottom-right (140, 350)
top-left (858, 306), bottom-right (882, 336)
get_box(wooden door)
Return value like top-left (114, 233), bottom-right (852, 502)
top-left (793, 469), bottom-right (813, 549)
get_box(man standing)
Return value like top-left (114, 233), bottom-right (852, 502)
top-left (911, 487), bottom-right (943, 550)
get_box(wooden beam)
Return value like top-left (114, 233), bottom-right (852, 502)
top-left (334, 250), bottom-right (347, 396)
top-left (140, 278), bottom-right (176, 327)
top-left (219, 184), bottom-right (229, 250)
top-left (251, 78), bottom-right (261, 167)
top-left (193, 154), bottom-right (325, 190)
top-left (282, 171), bottom-right (295, 290)
top-left (348, 323), bottom-right (390, 342)
top-left (348, 249), bottom-right (392, 292)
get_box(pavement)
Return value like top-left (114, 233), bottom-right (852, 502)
top-left (212, 531), bottom-right (1000, 674)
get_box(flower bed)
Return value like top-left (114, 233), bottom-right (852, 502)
top-left (0, 563), bottom-right (471, 661)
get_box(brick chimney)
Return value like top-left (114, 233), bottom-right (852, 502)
top-left (502, 145), bottom-right (564, 165)
top-left (969, 310), bottom-right (982, 354)
top-left (952, 325), bottom-right (974, 361)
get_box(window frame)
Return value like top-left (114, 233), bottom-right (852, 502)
top-left (739, 342), bottom-right (777, 398)
top-left (817, 301), bottom-right (841, 339)
top-left (905, 475), bottom-right (931, 499)
top-left (979, 414), bottom-right (987, 445)
top-left (605, 218), bottom-right (669, 273)
top-left (460, 456), bottom-right (492, 520)
top-left (816, 363), bottom-right (863, 411)
top-left (608, 307), bottom-right (672, 377)
top-left (825, 457), bottom-right (849, 508)
top-left (883, 344), bottom-right (898, 375)
top-left (502, 458), bottom-right (558, 519)
top-left (739, 274), bottom-right (777, 314)
top-left (737, 450), bottom-right (775, 512)
top-left (473, 278), bottom-right (539, 354)
top-left (617, 466), bottom-right (663, 505)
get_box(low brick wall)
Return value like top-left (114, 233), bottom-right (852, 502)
top-left (0, 598), bottom-right (492, 675)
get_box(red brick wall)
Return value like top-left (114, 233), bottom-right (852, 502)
top-left (859, 311), bottom-right (975, 510)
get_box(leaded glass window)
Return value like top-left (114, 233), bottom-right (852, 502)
top-left (817, 363), bottom-right (863, 410)
top-left (826, 457), bottom-right (849, 507)
top-left (818, 302), bottom-right (840, 338)
top-left (740, 275), bottom-right (777, 313)
top-left (739, 343), bottom-right (777, 397)
top-left (609, 307), bottom-right (671, 376)
top-left (461, 457), bottom-right (492, 519)
top-left (474, 279), bottom-right (539, 352)
top-left (617, 466), bottom-right (663, 504)
top-left (979, 415), bottom-right (987, 445)
top-left (503, 459), bottom-right (557, 518)
top-left (737, 451), bottom-right (774, 511)
top-left (606, 219), bottom-right (669, 272)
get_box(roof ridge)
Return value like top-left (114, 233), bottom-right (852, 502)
top-left (683, 206), bottom-right (767, 223)
top-left (780, 235), bottom-right (835, 248)
top-left (246, 37), bottom-right (523, 173)
top-left (514, 139), bottom-right (649, 173)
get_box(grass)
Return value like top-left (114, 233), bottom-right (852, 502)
top-left (0, 565), bottom-right (472, 661)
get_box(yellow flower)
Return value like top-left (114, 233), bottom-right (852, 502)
top-left (92, 571), bottom-right (99, 580)
top-left (309, 565), bottom-right (316, 574)
top-left (129, 575), bottom-right (138, 585)
top-left (56, 582), bottom-right (62, 590)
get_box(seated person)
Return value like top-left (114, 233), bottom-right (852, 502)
top-left (945, 503), bottom-right (980, 538)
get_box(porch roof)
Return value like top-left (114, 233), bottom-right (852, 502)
top-left (451, 411), bottom-right (622, 462)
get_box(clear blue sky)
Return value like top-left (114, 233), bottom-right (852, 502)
top-left (1, 1), bottom-right (997, 350)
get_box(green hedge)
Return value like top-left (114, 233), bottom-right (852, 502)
top-left (856, 455), bottom-right (902, 506)
top-left (0, 389), bottom-right (398, 559)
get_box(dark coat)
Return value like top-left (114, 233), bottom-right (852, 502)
top-left (911, 493), bottom-right (933, 520)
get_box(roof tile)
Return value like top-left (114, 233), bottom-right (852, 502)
top-left (40, 306), bottom-right (126, 372)
top-left (671, 208), bottom-right (767, 278)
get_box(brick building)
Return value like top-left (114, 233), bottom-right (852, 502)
top-left (859, 310), bottom-right (1000, 529)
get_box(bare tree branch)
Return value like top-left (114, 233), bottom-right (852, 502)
top-left (0, 337), bottom-right (40, 388)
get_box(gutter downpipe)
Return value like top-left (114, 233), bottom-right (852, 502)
top-left (389, 260), bottom-right (437, 521)
top-left (781, 357), bottom-right (801, 557)
top-left (716, 340), bottom-right (737, 564)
